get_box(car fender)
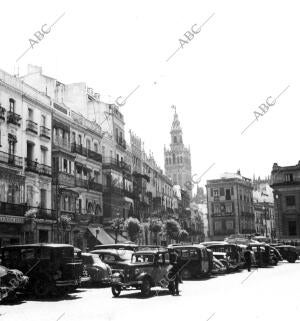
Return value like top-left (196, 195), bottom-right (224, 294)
top-left (136, 273), bottom-right (153, 285)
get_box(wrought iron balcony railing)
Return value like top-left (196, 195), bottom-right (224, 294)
top-left (71, 143), bottom-right (102, 162)
top-left (0, 105), bottom-right (5, 121)
top-left (0, 150), bottom-right (23, 168)
top-left (102, 157), bottom-right (131, 173)
top-left (53, 135), bottom-right (71, 151)
top-left (40, 126), bottom-right (51, 139)
top-left (26, 119), bottom-right (38, 134)
top-left (7, 111), bottom-right (22, 126)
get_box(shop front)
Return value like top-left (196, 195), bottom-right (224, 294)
top-left (0, 215), bottom-right (24, 246)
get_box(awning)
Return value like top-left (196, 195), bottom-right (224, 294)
top-left (88, 227), bottom-right (115, 245)
top-left (106, 230), bottom-right (129, 243)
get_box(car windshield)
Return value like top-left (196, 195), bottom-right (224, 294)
top-left (132, 254), bottom-right (155, 263)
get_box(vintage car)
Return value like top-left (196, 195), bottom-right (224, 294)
top-left (270, 246), bottom-right (283, 262)
top-left (110, 248), bottom-right (175, 297)
top-left (168, 244), bottom-right (213, 279)
top-left (81, 253), bottom-right (111, 284)
top-left (236, 244), bottom-right (256, 268)
top-left (1, 244), bottom-right (85, 298)
top-left (247, 243), bottom-right (278, 267)
top-left (275, 245), bottom-right (298, 263)
top-left (201, 242), bottom-right (243, 272)
top-left (0, 265), bottom-right (29, 302)
top-left (90, 249), bottom-right (133, 271)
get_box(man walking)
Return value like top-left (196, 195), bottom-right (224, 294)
top-left (169, 249), bottom-right (181, 295)
top-left (244, 246), bottom-right (252, 272)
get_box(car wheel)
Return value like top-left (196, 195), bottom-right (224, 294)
top-left (141, 278), bottom-right (151, 297)
top-left (181, 268), bottom-right (192, 280)
top-left (288, 257), bottom-right (296, 263)
top-left (33, 278), bottom-right (52, 298)
top-left (111, 285), bottom-right (121, 297)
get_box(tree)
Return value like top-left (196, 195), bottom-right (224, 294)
top-left (111, 216), bottom-right (124, 244)
top-left (164, 219), bottom-right (181, 243)
top-left (125, 217), bottom-right (141, 242)
top-left (150, 219), bottom-right (163, 245)
top-left (178, 229), bottom-right (189, 242)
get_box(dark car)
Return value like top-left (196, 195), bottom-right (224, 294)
top-left (90, 249), bottom-right (133, 271)
top-left (201, 242), bottom-right (243, 272)
top-left (168, 244), bottom-right (213, 279)
top-left (110, 248), bottom-right (175, 297)
top-left (1, 244), bottom-right (84, 298)
top-left (81, 253), bottom-right (111, 284)
top-left (275, 245), bottom-right (298, 263)
top-left (0, 265), bottom-right (28, 302)
top-left (247, 243), bottom-right (277, 267)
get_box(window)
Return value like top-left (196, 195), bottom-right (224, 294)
top-left (86, 139), bottom-right (91, 150)
top-left (41, 148), bottom-right (47, 164)
top-left (71, 132), bottom-right (76, 143)
top-left (286, 196), bottom-right (296, 207)
top-left (225, 189), bottom-right (231, 200)
top-left (9, 98), bottom-right (15, 112)
top-left (78, 135), bottom-right (82, 145)
top-left (285, 174), bottom-right (294, 182)
top-left (102, 146), bottom-right (105, 157)
top-left (213, 189), bottom-right (219, 197)
top-left (40, 189), bottom-right (47, 209)
top-left (28, 108), bottom-right (33, 120)
top-left (220, 188), bottom-right (225, 196)
top-left (94, 142), bottom-right (98, 152)
top-left (213, 204), bottom-right (220, 214)
top-left (231, 187), bottom-right (234, 195)
top-left (214, 221), bottom-right (222, 231)
top-left (27, 186), bottom-right (34, 206)
top-left (210, 188), bottom-right (213, 197)
top-left (173, 136), bottom-right (177, 144)
top-left (288, 221), bottom-right (297, 236)
top-left (41, 115), bottom-right (46, 126)
top-left (63, 159), bottom-right (68, 172)
top-left (226, 220), bottom-right (234, 231)
top-left (225, 203), bottom-right (232, 213)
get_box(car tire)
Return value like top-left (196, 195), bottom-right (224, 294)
top-left (288, 257), bottom-right (296, 263)
top-left (111, 285), bottom-right (121, 297)
top-left (141, 278), bottom-right (151, 297)
top-left (181, 268), bottom-right (192, 280)
top-left (32, 277), bottom-right (53, 299)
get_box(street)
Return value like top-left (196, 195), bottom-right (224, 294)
top-left (0, 261), bottom-right (298, 321)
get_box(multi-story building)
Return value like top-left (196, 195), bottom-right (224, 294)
top-left (164, 107), bottom-right (192, 198)
top-left (253, 181), bottom-right (275, 238)
top-left (0, 68), bottom-right (53, 246)
top-left (206, 171), bottom-right (255, 241)
top-left (271, 162), bottom-right (300, 240)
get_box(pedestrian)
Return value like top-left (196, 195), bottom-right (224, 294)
top-left (169, 249), bottom-right (180, 295)
top-left (244, 246), bottom-right (252, 272)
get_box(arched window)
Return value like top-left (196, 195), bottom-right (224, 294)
top-left (173, 136), bottom-right (177, 144)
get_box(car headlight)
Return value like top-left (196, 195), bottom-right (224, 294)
top-left (134, 268), bottom-right (140, 275)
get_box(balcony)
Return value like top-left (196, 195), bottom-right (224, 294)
top-left (0, 151), bottom-right (23, 168)
top-left (25, 159), bottom-right (39, 174)
top-left (40, 126), bottom-right (50, 139)
top-left (71, 143), bottom-right (102, 162)
top-left (53, 171), bottom-right (75, 187)
top-left (26, 119), bottom-right (38, 134)
top-left (102, 157), bottom-right (131, 174)
top-left (75, 178), bottom-right (103, 192)
top-left (0, 105), bottom-right (5, 121)
top-left (74, 213), bottom-right (103, 224)
top-left (71, 143), bottom-right (87, 157)
top-left (39, 164), bottom-right (52, 177)
top-left (53, 135), bottom-right (71, 151)
top-left (7, 111), bottom-right (21, 126)
top-left (0, 202), bottom-right (26, 216)
top-left (116, 137), bottom-right (126, 149)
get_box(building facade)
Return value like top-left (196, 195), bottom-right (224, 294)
top-left (0, 68), bottom-right (54, 246)
top-left (271, 162), bottom-right (300, 240)
top-left (206, 171), bottom-right (255, 241)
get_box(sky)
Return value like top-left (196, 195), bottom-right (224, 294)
top-left (0, 0), bottom-right (299, 189)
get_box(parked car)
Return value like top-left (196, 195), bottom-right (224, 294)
top-left (0, 265), bottom-right (29, 302)
top-left (236, 244), bottom-right (256, 268)
top-left (81, 253), bottom-right (111, 284)
top-left (270, 246), bottom-right (283, 262)
top-left (168, 244), bottom-right (213, 279)
top-left (212, 257), bottom-right (227, 274)
top-left (201, 242), bottom-right (243, 271)
top-left (110, 248), bottom-right (174, 297)
top-left (247, 243), bottom-right (277, 267)
top-left (275, 245), bottom-right (298, 263)
top-left (1, 244), bottom-right (85, 298)
top-left (90, 249), bottom-right (133, 271)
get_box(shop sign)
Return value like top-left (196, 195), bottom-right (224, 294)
top-left (0, 215), bottom-right (24, 224)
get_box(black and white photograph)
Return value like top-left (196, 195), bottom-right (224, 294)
top-left (0, 0), bottom-right (299, 320)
